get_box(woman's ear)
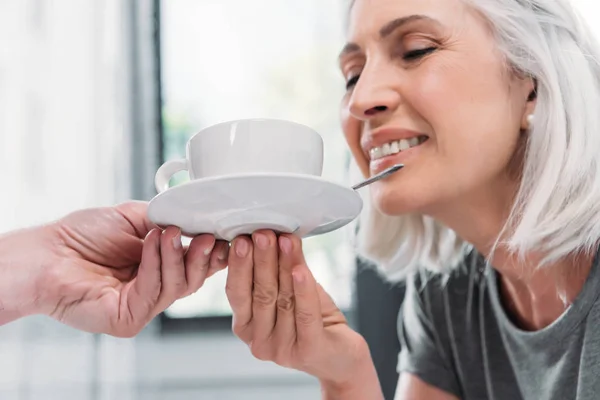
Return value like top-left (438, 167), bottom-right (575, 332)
top-left (527, 78), bottom-right (538, 102)
top-left (521, 77), bottom-right (537, 131)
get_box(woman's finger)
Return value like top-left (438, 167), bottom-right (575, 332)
top-left (182, 234), bottom-right (216, 296)
top-left (292, 261), bottom-right (324, 351)
top-left (272, 235), bottom-right (299, 347)
top-left (225, 236), bottom-right (254, 342)
top-left (128, 228), bottom-right (162, 321)
top-left (154, 226), bottom-right (187, 311)
top-left (251, 230), bottom-right (279, 344)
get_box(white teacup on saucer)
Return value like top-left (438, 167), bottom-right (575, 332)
top-left (148, 118), bottom-right (362, 241)
top-left (154, 118), bottom-right (324, 193)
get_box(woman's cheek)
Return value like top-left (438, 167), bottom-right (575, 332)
top-left (342, 116), bottom-right (370, 178)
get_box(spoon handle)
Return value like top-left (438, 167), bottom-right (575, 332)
top-left (352, 164), bottom-right (404, 190)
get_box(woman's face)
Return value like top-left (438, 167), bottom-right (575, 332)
top-left (340, 0), bottom-right (535, 217)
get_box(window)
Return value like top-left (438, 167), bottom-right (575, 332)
top-left (159, 0), bottom-right (355, 318)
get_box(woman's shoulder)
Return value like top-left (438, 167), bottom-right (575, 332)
top-left (402, 250), bottom-right (486, 332)
top-left (397, 251), bottom-right (486, 395)
top-left (406, 250), bottom-right (485, 305)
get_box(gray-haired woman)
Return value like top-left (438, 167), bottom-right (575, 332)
top-left (225, 0), bottom-right (600, 398)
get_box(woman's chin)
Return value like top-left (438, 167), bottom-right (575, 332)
top-left (370, 188), bottom-right (424, 216)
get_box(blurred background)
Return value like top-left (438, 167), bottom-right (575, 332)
top-left (0, 0), bottom-right (405, 399)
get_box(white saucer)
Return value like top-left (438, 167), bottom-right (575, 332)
top-left (147, 172), bottom-right (363, 241)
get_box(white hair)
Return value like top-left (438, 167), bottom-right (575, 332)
top-left (353, 0), bottom-right (600, 281)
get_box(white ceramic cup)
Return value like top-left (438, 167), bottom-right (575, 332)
top-left (154, 118), bottom-right (324, 193)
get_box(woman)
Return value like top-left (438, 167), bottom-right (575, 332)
top-left (225, 0), bottom-right (600, 399)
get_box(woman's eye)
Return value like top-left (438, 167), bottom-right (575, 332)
top-left (403, 47), bottom-right (436, 61)
top-left (346, 74), bottom-right (360, 90)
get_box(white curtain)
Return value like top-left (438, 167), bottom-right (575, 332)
top-left (0, 1), bottom-right (138, 399)
top-left (0, 0), bottom-right (133, 232)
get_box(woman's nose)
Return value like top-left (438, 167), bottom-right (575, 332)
top-left (348, 68), bottom-right (402, 121)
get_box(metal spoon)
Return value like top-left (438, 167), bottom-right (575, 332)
top-left (303, 163), bottom-right (404, 237)
top-left (352, 164), bottom-right (404, 190)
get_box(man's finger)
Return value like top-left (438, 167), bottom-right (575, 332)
top-left (183, 234), bottom-right (216, 295)
top-left (127, 228), bottom-right (162, 321)
top-left (114, 201), bottom-right (158, 238)
top-left (207, 240), bottom-right (229, 277)
top-left (153, 227), bottom-right (187, 311)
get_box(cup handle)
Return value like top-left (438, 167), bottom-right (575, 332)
top-left (155, 159), bottom-right (188, 193)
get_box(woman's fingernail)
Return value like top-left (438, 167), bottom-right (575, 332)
top-left (253, 233), bottom-right (269, 249)
top-left (172, 229), bottom-right (182, 249)
top-left (203, 238), bottom-right (216, 256)
top-left (279, 236), bottom-right (292, 254)
top-left (235, 239), bottom-right (248, 257)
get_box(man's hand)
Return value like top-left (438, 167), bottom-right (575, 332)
top-left (0, 201), bottom-right (228, 337)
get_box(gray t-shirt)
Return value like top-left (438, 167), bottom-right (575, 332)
top-left (397, 249), bottom-right (600, 400)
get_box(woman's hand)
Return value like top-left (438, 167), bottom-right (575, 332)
top-left (225, 230), bottom-right (383, 398)
top-left (0, 201), bottom-right (228, 337)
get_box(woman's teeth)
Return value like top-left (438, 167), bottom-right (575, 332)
top-left (369, 137), bottom-right (426, 161)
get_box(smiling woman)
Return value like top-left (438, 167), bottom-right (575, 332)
top-left (225, 0), bottom-right (600, 399)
